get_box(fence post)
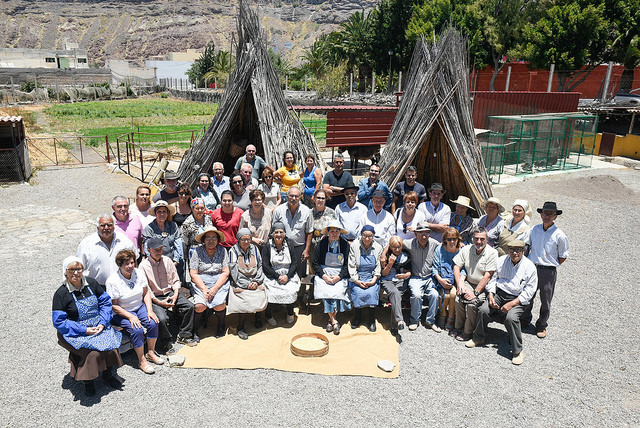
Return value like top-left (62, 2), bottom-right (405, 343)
top-left (349, 73), bottom-right (353, 98)
top-left (79, 136), bottom-right (84, 163)
top-left (105, 135), bottom-right (110, 163)
top-left (304, 76), bottom-right (307, 92)
top-left (116, 137), bottom-right (121, 170)
top-left (53, 138), bottom-right (59, 165)
top-left (601, 61), bottom-right (614, 102)
top-left (191, 130), bottom-right (195, 147)
top-left (398, 71), bottom-right (402, 92)
top-left (505, 66), bottom-right (511, 92)
top-left (372, 71), bottom-right (375, 95)
top-left (126, 140), bottom-right (131, 175)
top-left (547, 64), bottom-right (555, 92)
top-left (285, 75), bottom-right (288, 91)
top-left (140, 148), bottom-right (144, 181)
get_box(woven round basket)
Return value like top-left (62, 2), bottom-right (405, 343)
top-left (290, 333), bottom-right (329, 358)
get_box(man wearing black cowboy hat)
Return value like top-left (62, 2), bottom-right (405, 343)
top-left (152, 170), bottom-right (180, 205)
top-left (521, 201), bottom-right (569, 339)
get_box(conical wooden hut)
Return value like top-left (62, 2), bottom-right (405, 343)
top-left (379, 29), bottom-right (492, 213)
top-left (177, 4), bottom-right (321, 186)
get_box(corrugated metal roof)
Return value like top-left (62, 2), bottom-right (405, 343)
top-left (289, 105), bottom-right (397, 111)
top-left (0, 116), bottom-right (23, 123)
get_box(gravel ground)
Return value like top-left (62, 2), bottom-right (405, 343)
top-left (1, 163), bottom-right (639, 426)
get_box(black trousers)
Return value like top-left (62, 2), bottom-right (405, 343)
top-left (521, 265), bottom-right (557, 330)
top-left (152, 291), bottom-right (195, 341)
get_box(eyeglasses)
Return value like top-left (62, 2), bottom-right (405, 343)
top-left (445, 238), bottom-right (458, 242)
top-left (99, 223), bottom-right (114, 228)
top-left (253, 199), bottom-right (263, 203)
top-left (67, 267), bottom-right (83, 273)
top-left (239, 237), bottom-right (252, 242)
top-left (264, 175), bottom-right (272, 179)
top-left (315, 197), bottom-right (326, 200)
top-left (179, 192), bottom-right (190, 196)
top-left (233, 180), bottom-right (243, 184)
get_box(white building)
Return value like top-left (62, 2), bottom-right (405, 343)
top-left (0, 47), bottom-right (89, 69)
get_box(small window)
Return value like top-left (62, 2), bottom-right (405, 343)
top-left (77, 58), bottom-right (87, 63)
top-left (45, 57), bottom-right (56, 63)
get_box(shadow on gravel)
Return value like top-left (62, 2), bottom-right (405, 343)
top-left (484, 328), bottom-right (515, 361)
top-left (61, 373), bottom-right (124, 406)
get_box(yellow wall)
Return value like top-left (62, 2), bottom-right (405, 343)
top-left (611, 134), bottom-right (640, 159)
top-left (593, 133), bottom-right (602, 155)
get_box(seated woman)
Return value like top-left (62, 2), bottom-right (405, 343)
top-left (394, 191), bottom-right (426, 240)
top-left (172, 183), bottom-right (193, 228)
top-left (143, 200), bottom-right (184, 279)
top-left (348, 225), bottom-right (383, 332)
top-left (476, 197), bottom-right (505, 248)
top-left (449, 195), bottom-right (475, 244)
top-left (190, 226), bottom-right (230, 340)
top-left (379, 236), bottom-right (411, 335)
top-left (239, 189), bottom-right (272, 248)
top-left (228, 228), bottom-right (268, 340)
top-left (53, 256), bottom-right (124, 396)
top-left (181, 198), bottom-right (213, 257)
top-left (312, 219), bottom-right (351, 335)
top-left (433, 227), bottom-right (463, 333)
top-left (262, 221), bottom-right (301, 325)
top-left (106, 249), bottom-right (163, 375)
top-left (497, 199), bottom-right (532, 256)
top-left (192, 172), bottom-right (220, 211)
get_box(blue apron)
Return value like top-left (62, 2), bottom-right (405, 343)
top-left (63, 287), bottom-right (122, 351)
top-left (349, 252), bottom-right (380, 307)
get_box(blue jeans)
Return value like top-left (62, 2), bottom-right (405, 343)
top-left (408, 276), bottom-right (439, 325)
top-left (112, 304), bottom-right (159, 349)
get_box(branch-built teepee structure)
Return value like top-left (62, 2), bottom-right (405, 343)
top-left (379, 29), bottom-right (492, 212)
top-left (177, 3), bottom-right (321, 186)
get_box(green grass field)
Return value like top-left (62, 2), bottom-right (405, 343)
top-left (44, 98), bottom-right (218, 119)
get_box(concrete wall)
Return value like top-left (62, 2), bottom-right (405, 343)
top-left (169, 49), bottom-right (201, 62)
top-left (0, 68), bottom-right (110, 86)
top-left (594, 133), bottom-right (640, 160)
top-left (0, 48), bottom-right (89, 69)
top-left (145, 60), bottom-right (193, 80)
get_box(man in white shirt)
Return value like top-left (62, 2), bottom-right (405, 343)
top-left (77, 213), bottom-right (136, 285)
top-left (465, 240), bottom-right (537, 365)
top-left (240, 163), bottom-right (259, 190)
top-left (211, 162), bottom-right (230, 200)
top-left (419, 182), bottom-right (451, 242)
top-left (521, 201), bottom-right (569, 339)
top-left (335, 184), bottom-right (367, 241)
top-left (358, 189), bottom-right (395, 248)
top-left (272, 186), bottom-right (313, 278)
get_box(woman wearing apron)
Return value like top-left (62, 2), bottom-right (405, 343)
top-left (190, 226), bottom-right (231, 340)
top-left (52, 256), bottom-right (123, 396)
top-left (228, 229), bottom-right (268, 340)
top-left (262, 222), bottom-right (301, 325)
top-left (312, 220), bottom-right (352, 335)
top-left (348, 225), bottom-right (383, 332)
top-left (497, 199), bottom-right (532, 256)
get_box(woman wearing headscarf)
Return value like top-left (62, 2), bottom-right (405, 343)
top-left (497, 199), bottom-right (532, 256)
top-left (312, 219), bottom-right (351, 335)
top-left (262, 221), bottom-right (300, 326)
top-left (348, 225), bottom-right (383, 332)
top-left (53, 256), bottom-right (123, 396)
top-left (192, 172), bottom-right (220, 211)
top-left (228, 228), bottom-right (267, 340)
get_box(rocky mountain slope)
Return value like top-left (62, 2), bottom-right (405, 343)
top-left (0, 0), bottom-right (377, 67)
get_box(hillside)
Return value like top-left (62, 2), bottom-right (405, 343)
top-left (0, 0), bottom-right (377, 67)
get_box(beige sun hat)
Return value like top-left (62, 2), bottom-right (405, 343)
top-left (321, 219), bottom-right (347, 235)
top-left (148, 200), bottom-right (176, 219)
top-left (450, 195), bottom-right (475, 211)
top-left (481, 197), bottom-right (505, 213)
top-left (195, 226), bottom-right (225, 243)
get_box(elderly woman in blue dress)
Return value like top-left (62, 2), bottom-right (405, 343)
top-left (106, 249), bottom-right (163, 375)
top-left (312, 219), bottom-right (351, 335)
top-left (190, 226), bottom-right (230, 340)
top-left (53, 256), bottom-right (124, 396)
top-left (348, 225), bottom-right (383, 332)
top-left (192, 172), bottom-right (220, 211)
top-left (228, 228), bottom-right (267, 340)
top-left (262, 221), bottom-right (301, 326)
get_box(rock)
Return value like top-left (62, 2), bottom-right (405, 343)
top-left (377, 359), bottom-right (395, 372)
top-left (168, 355), bottom-right (186, 367)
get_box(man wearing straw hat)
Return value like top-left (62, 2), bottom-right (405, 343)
top-left (419, 183), bottom-right (451, 243)
top-left (521, 201), bottom-right (569, 339)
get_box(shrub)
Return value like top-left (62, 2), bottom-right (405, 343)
top-left (312, 62), bottom-right (348, 99)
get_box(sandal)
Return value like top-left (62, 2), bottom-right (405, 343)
top-left (145, 351), bottom-right (164, 365)
top-left (325, 322), bottom-right (334, 332)
top-left (140, 360), bottom-right (155, 374)
top-left (332, 321), bottom-right (341, 335)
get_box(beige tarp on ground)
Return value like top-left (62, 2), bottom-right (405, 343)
top-left (178, 309), bottom-right (399, 378)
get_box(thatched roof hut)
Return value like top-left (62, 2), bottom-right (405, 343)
top-left (177, 3), bottom-right (321, 186)
top-left (379, 29), bottom-right (492, 213)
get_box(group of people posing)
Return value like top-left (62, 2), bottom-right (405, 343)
top-left (53, 145), bottom-right (569, 396)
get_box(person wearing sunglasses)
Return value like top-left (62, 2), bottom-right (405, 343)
top-left (229, 172), bottom-right (251, 211)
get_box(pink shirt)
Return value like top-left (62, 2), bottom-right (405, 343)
top-left (114, 213), bottom-right (143, 251)
top-left (139, 255), bottom-right (181, 296)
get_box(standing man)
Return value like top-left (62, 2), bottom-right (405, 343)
top-left (402, 222), bottom-right (441, 332)
top-left (112, 195), bottom-right (143, 252)
top-left (335, 183), bottom-right (367, 241)
top-left (130, 185), bottom-right (154, 228)
top-left (77, 214), bottom-right (136, 285)
top-left (359, 189), bottom-right (396, 248)
top-left (272, 187), bottom-right (313, 280)
top-left (452, 226), bottom-right (498, 341)
top-left (391, 166), bottom-right (427, 212)
top-left (152, 170), bottom-right (180, 205)
top-left (418, 183), bottom-right (451, 242)
top-left (521, 201), bottom-right (569, 339)
top-left (323, 153), bottom-right (353, 209)
top-left (211, 162), bottom-right (230, 201)
top-left (234, 144), bottom-right (268, 181)
top-left (140, 237), bottom-right (197, 352)
top-left (240, 163), bottom-right (259, 190)
top-left (466, 240), bottom-right (537, 365)
top-left (357, 164), bottom-right (392, 210)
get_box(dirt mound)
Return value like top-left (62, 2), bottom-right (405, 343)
top-left (544, 174), bottom-right (640, 204)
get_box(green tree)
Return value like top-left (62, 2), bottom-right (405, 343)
top-left (370, 0), bottom-right (418, 75)
top-left (520, 0), bottom-right (609, 91)
top-left (186, 42), bottom-right (217, 87)
top-left (268, 49), bottom-right (292, 87)
top-left (602, 0), bottom-right (640, 93)
top-left (337, 10), bottom-right (375, 89)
